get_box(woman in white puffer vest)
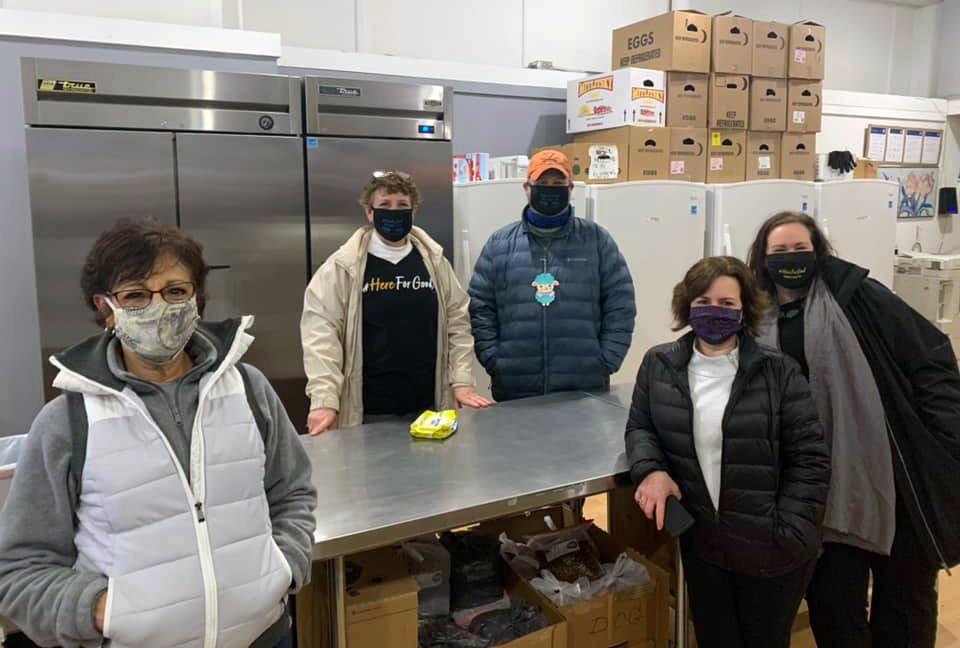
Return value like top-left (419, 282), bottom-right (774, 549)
top-left (0, 221), bottom-right (318, 648)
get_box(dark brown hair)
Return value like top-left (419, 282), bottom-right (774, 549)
top-left (82, 220), bottom-right (209, 326)
top-left (672, 256), bottom-right (769, 336)
top-left (358, 171), bottom-right (422, 210)
top-left (747, 211), bottom-right (834, 294)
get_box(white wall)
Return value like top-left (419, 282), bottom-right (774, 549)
top-left (229, 0), bottom-right (355, 51)
top-left (3, 0), bottom-right (223, 26)
top-left (521, 0), bottom-right (667, 72)
top-left (356, 0), bottom-right (522, 68)
top-left (8, 0), bottom-right (942, 96)
top-left (937, 0), bottom-right (960, 98)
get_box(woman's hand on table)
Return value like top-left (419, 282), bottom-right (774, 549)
top-left (307, 408), bottom-right (338, 436)
top-left (635, 471), bottom-right (681, 531)
top-left (453, 386), bottom-right (492, 409)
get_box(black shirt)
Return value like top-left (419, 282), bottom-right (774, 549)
top-left (362, 247), bottom-right (439, 416)
top-left (778, 298), bottom-right (808, 378)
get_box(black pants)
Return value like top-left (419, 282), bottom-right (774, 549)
top-left (682, 549), bottom-right (815, 648)
top-left (806, 511), bottom-right (940, 648)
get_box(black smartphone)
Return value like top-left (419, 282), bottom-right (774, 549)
top-left (664, 497), bottom-right (695, 537)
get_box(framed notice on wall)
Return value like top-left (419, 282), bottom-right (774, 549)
top-left (864, 125), bottom-right (943, 168)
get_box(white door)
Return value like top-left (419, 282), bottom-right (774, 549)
top-left (817, 180), bottom-right (898, 289)
top-left (453, 180), bottom-right (589, 397)
top-left (706, 180), bottom-right (816, 260)
top-left (589, 181), bottom-right (707, 385)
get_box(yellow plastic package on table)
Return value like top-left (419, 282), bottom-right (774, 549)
top-left (410, 410), bottom-right (459, 440)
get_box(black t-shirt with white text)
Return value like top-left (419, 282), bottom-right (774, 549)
top-left (362, 247), bottom-right (439, 416)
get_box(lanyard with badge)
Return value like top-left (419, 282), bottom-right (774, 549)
top-left (532, 257), bottom-right (559, 307)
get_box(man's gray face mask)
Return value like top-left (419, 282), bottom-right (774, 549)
top-left (107, 296), bottom-right (200, 365)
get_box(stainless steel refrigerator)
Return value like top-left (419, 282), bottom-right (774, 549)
top-left (302, 77), bottom-right (454, 269)
top-left (22, 58), bottom-right (311, 425)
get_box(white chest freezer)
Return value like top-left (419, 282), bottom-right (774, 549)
top-left (706, 180), bottom-right (817, 259)
top-left (816, 180), bottom-right (898, 289)
top-left (587, 181), bottom-right (707, 385)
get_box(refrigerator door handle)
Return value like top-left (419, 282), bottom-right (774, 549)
top-left (461, 236), bottom-right (472, 280)
top-left (722, 224), bottom-right (734, 256)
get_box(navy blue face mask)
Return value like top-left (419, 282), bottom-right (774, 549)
top-left (372, 208), bottom-right (413, 242)
top-left (529, 184), bottom-right (571, 217)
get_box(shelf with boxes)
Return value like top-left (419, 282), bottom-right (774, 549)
top-left (564, 9), bottom-right (825, 185)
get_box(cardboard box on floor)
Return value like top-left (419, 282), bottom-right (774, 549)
top-left (789, 21), bottom-right (826, 80)
top-left (787, 80), bottom-right (823, 133)
top-left (501, 574), bottom-right (569, 648)
top-left (345, 547), bottom-right (418, 648)
top-left (712, 13), bottom-right (753, 74)
top-left (666, 72), bottom-right (709, 128)
top-left (750, 77), bottom-right (787, 131)
top-left (566, 68), bottom-right (667, 134)
top-left (708, 130), bottom-right (747, 184)
top-left (781, 133), bottom-right (817, 180)
top-left (479, 515), bottom-right (670, 648)
top-left (669, 128), bottom-right (708, 183)
top-left (709, 74), bottom-right (750, 130)
top-left (753, 21), bottom-right (789, 78)
top-left (612, 10), bottom-right (712, 73)
top-left (747, 132), bottom-right (782, 180)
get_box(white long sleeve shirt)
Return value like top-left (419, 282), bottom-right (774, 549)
top-left (688, 344), bottom-right (739, 511)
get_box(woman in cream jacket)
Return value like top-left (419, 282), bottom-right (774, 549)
top-left (301, 171), bottom-right (490, 435)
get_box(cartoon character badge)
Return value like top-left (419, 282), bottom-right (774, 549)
top-left (532, 272), bottom-right (559, 307)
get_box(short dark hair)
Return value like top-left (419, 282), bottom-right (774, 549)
top-left (81, 220), bottom-right (209, 326)
top-left (672, 256), bottom-right (769, 336)
top-left (358, 171), bottom-right (422, 210)
top-left (747, 211), bottom-right (834, 294)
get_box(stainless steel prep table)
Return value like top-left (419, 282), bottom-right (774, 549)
top-left (298, 390), bottom-right (651, 647)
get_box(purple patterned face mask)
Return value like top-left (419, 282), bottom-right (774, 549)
top-left (689, 305), bottom-right (742, 345)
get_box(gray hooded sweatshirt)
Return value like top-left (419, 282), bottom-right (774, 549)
top-left (0, 320), bottom-right (317, 647)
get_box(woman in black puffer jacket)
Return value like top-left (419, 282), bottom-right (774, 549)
top-left (625, 256), bottom-right (830, 648)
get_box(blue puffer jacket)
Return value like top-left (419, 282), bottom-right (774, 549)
top-left (468, 208), bottom-right (636, 401)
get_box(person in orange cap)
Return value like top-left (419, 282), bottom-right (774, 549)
top-left (467, 149), bottom-right (636, 402)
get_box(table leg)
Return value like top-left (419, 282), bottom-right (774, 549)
top-left (675, 541), bottom-right (688, 648)
top-left (334, 556), bottom-right (347, 648)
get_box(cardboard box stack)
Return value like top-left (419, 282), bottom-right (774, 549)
top-left (560, 10), bottom-right (824, 185)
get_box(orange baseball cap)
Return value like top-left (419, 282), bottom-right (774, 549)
top-left (528, 149), bottom-right (572, 182)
